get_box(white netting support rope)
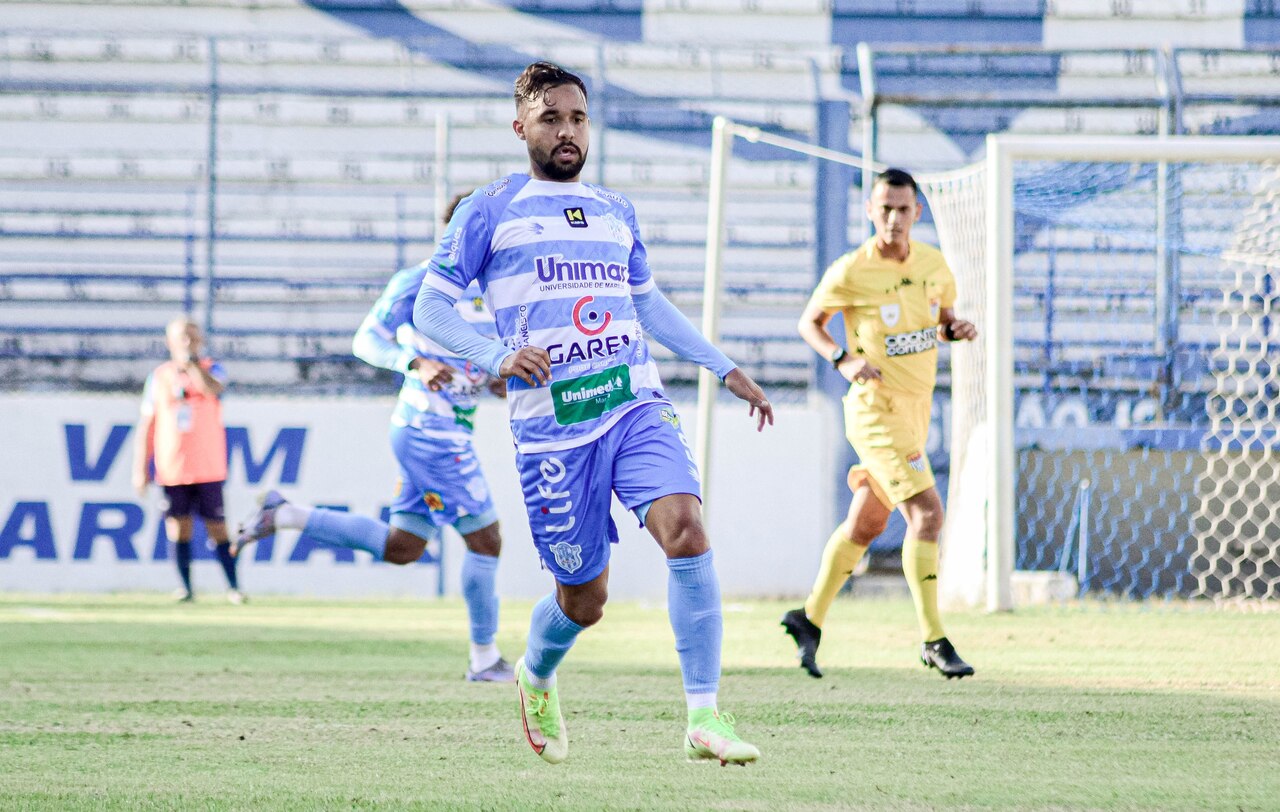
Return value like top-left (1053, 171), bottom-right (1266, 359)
top-left (919, 165), bottom-right (989, 609)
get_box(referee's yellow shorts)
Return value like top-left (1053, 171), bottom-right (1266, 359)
top-left (842, 383), bottom-right (935, 508)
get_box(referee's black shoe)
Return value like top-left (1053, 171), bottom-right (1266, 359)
top-left (780, 608), bottom-right (823, 678)
top-left (921, 637), bottom-right (975, 679)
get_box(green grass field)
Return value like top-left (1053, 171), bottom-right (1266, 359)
top-left (0, 594), bottom-right (1276, 811)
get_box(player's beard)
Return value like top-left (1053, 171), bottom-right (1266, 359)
top-left (532, 142), bottom-right (587, 181)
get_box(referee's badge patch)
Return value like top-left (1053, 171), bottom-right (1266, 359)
top-left (549, 541), bottom-right (583, 574)
top-left (880, 303), bottom-right (901, 327)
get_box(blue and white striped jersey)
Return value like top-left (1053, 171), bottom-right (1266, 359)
top-left (420, 175), bottom-right (668, 453)
top-left (354, 264), bottom-right (497, 436)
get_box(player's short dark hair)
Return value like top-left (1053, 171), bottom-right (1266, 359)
top-left (442, 191), bottom-right (471, 225)
top-left (514, 62), bottom-right (588, 113)
top-left (873, 167), bottom-right (919, 195)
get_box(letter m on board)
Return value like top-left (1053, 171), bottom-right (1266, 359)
top-left (225, 426), bottom-right (306, 485)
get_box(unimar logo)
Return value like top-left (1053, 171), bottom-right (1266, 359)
top-left (534, 254), bottom-right (628, 285)
top-left (572, 296), bottom-right (611, 336)
top-left (563, 207), bottom-right (587, 228)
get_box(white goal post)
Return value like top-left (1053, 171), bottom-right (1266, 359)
top-left (981, 134), bottom-right (1280, 610)
top-left (700, 121), bottom-right (1280, 609)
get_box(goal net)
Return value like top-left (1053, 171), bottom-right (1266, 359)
top-left (700, 124), bottom-right (1280, 608)
top-left (927, 135), bottom-right (1280, 608)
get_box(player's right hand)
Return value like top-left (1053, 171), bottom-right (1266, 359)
top-left (499, 346), bottom-right (552, 387)
top-left (410, 358), bottom-right (455, 391)
top-left (837, 357), bottom-right (882, 385)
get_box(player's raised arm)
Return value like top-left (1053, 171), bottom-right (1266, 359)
top-left (631, 284), bottom-right (773, 430)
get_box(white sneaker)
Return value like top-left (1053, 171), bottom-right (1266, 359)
top-left (232, 490), bottom-right (286, 557)
top-left (226, 589), bottom-right (247, 605)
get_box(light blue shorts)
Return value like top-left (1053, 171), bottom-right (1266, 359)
top-left (388, 423), bottom-right (498, 542)
top-left (515, 401), bottom-right (701, 585)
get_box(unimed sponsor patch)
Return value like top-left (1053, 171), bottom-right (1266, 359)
top-left (550, 364), bottom-right (636, 425)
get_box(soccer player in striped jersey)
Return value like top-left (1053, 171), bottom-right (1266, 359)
top-left (413, 62), bottom-right (774, 765)
top-left (235, 199), bottom-right (516, 683)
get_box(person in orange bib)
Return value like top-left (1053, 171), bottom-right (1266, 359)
top-left (132, 317), bottom-right (242, 603)
top-left (782, 169), bottom-right (977, 680)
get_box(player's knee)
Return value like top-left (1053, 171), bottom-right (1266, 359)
top-left (659, 519), bottom-right (709, 559)
top-left (846, 516), bottom-right (886, 543)
top-left (463, 524), bottom-right (501, 557)
top-left (383, 529), bottom-right (427, 565)
top-left (909, 506), bottom-right (945, 538)
top-left (561, 593), bottom-right (606, 627)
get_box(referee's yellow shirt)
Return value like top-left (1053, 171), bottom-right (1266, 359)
top-left (809, 238), bottom-right (956, 395)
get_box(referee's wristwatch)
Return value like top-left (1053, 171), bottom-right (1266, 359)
top-left (828, 347), bottom-right (848, 369)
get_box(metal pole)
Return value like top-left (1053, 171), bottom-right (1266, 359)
top-left (434, 110), bottom-right (449, 232)
top-left (856, 42), bottom-right (878, 243)
top-left (593, 43), bottom-right (607, 185)
top-left (203, 36), bottom-right (219, 337)
top-left (695, 116), bottom-right (734, 522)
top-left (985, 134), bottom-right (1015, 612)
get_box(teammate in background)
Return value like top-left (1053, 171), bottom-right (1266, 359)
top-left (132, 317), bottom-right (243, 604)
top-left (413, 62), bottom-right (774, 766)
top-left (781, 168), bottom-right (977, 680)
top-left (234, 196), bottom-right (517, 684)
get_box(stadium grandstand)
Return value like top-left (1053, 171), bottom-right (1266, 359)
top-left (2, 1), bottom-right (1279, 605)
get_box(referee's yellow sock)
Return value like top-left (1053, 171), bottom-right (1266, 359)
top-left (903, 536), bottom-right (946, 642)
top-left (803, 527), bottom-right (869, 628)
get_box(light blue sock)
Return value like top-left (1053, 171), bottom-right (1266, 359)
top-left (667, 550), bottom-right (722, 697)
top-left (523, 593), bottom-right (583, 681)
top-left (301, 510), bottom-right (388, 560)
top-left (462, 550), bottom-right (499, 646)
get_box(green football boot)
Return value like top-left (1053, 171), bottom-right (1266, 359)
top-left (684, 709), bottom-right (760, 766)
top-left (515, 657), bottom-right (567, 764)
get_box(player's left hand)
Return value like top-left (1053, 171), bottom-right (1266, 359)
top-left (943, 319), bottom-right (978, 341)
top-left (487, 377), bottom-right (508, 398)
top-left (723, 368), bottom-right (774, 432)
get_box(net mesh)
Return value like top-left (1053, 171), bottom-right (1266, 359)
top-left (924, 153), bottom-right (1280, 603)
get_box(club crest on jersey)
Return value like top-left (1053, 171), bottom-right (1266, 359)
top-left (549, 541), bottom-right (583, 573)
top-left (564, 207), bottom-right (588, 228)
top-left (929, 298), bottom-right (940, 320)
top-left (572, 296), bottom-right (612, 336)
top-left (907, 452), bottom-right (927, 473)
top-left (424, 491), bottom-right (445, 511)
top-left (880, 303), bottom-right (901, 327)
top-left (660, 408), bottom-right (681, 429)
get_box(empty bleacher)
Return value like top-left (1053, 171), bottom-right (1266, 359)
top-left (1, 1), bottom-right (1278, 396)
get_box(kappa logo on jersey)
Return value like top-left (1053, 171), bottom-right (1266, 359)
top-left (880, 303), bottom-right (901, 327)
top-left (537, 457), bottom-right (575, 532)
top-left (549, 541), bottom-right (583, 573)
top-left (563, 207), bottom-right (588, 228)
top-left (572, 296), bottom-right (612, 336)
top-left (907, 452), bottom-right (927, 473)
